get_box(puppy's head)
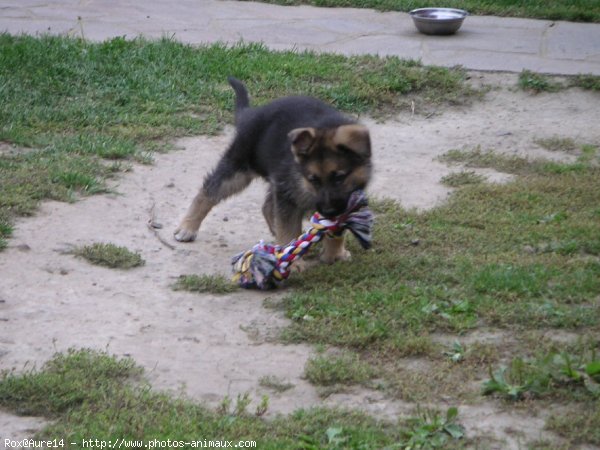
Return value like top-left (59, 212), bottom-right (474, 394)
top-left (289, 124), bottom-right (372, 218)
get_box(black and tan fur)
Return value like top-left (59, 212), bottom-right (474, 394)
top-left (174, 77), bottom-right (372, 264)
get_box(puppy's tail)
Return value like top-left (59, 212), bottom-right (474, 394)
top-left (228, 77), bottom-right (250, 115)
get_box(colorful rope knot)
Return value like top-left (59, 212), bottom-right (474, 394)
top-left (231, 189), bottom-right (373, 290)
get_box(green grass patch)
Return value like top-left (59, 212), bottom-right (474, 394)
top-left (545, 401), bottom-right (600, 446)
top-left (172, 274), bottom-right (238, 294)
top-left (247, 0), bottom-right (600, 22)
top-left (439, 146), bottom-right (597, 176)
top-left (73, 243), bottom-right (145, 269)
top-left (0, 349), bottom-right (469, 449)
top-left (534, 136), bottom-right (579, 153)
top-left (304, 351), bottom-right (377, 387)
top-left (517, 71), bottom-right (600, 93)
top-left (0, 149), bottom-right (119, 216)
top-left (0, 211), bottom-right (12, 251)
top-left (518, 70), bottom-right (563, 93)
top-left (441, 170), bottom-right (485, 187)
top-left (258, 375), bottom-right (295, 393)
top-left (0, 33), bottom-right (480, 249)
top-left (383, 359), bottom-right (482, 403)
top-left (0, 348), bottom-right (141, 417)
top-left (439, 147), bottom-right (537, 175)
top-left (571, 73), bottom-right (600, 91)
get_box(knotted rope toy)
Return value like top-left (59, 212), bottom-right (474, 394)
top-left (231, 189), bottom-right (373, 290)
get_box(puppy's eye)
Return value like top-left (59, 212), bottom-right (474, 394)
top-left (331, 171), bottom-right (347, 185)
top-left (307, 174), bottom-right (321, 186)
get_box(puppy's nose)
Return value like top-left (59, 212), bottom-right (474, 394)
top-left (318, 205), bottom-right (343, 218)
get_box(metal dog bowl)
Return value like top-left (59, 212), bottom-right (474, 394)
top-left (409, 8), bottom-right (468, 35)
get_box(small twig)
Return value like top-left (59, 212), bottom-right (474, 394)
top-left (77, 16), bottom-right (86, 41)
top-left (147, 202), bottom-right (175, 250)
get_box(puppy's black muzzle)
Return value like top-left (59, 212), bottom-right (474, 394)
top-left (317, 196), bottom-right (348, 219)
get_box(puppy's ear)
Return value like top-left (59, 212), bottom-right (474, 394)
top-left (333, 124), bottom-right (371, 159)
top-left (289, 128), bottom-right (316, 159)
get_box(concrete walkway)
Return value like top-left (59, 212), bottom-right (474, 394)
top-left (2, 0), bottom-right (600, 75)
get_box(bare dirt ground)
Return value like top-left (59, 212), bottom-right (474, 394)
top-left (1, 72), bottom-right (599, 448)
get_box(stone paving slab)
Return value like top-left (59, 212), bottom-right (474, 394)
top-left (1, 0), bottom-right (599, 75)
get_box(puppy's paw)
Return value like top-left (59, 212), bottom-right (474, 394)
top-left (174, 227), bottom-right (198, 242)
top-left (291, 258), bottom-right (313, 273)
top-left (320, 248), bottom-right (352, 264)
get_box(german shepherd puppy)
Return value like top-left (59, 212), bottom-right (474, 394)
top-left (174, 77), bottom-right (372, 264)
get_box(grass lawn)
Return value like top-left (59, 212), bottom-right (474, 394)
top-left (1, 33), bottom-right (600, 448)
top-left (0, 349), bottom-right (469, 449)
top-left (244, 0), bottom-right (600, 22)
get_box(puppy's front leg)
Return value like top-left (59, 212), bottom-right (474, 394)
top-left (174, 153), bottom-right (255, 242)
top-left (174, 189), bottom-right (215, 242)
top-left (321, 234), bottom-right (351, 264)
top-left (262, 187), bottom-right (276, 237)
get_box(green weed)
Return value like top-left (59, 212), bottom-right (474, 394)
top-left (401, 407), bottom-right (465, 449)
top-left (216, 392), bottom-right (270, 417)
top-left (258, 375), bottom-right (295, 393)
top-left (73, 243), bottom-right (145, 269)
top-left (519, 70), bottom-right (563, 93)
top-left (443, 341), bottom-right (466, 363)
top-left (571, 73), bottom-right (600, 90)
top-left (171, 274), bottom-right (238, 294)
top-left (482, 361), bottom-right (541, 401)
top-left (482, 346), bottom-right (600, 401)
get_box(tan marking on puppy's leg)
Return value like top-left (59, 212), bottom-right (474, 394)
top-left (174, 189), bottom-right (215, 242)
top-left (321, 234), bottom-right (351, 264)
top-left (174, 171), bottom-right (255, 242)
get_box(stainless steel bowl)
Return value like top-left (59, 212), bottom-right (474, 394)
top-left (409, 8), bottom-right (468, 35)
